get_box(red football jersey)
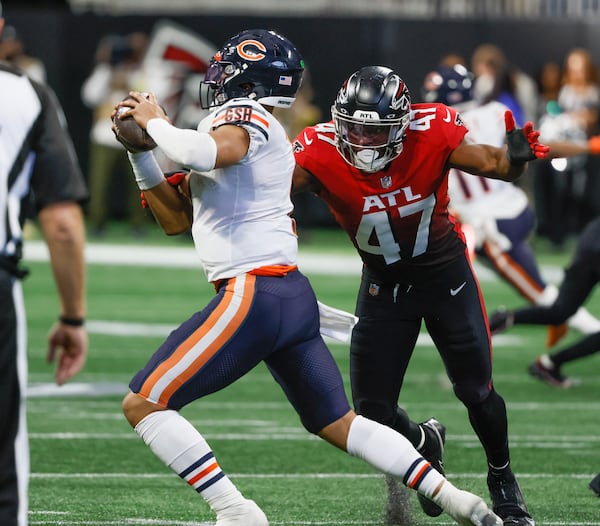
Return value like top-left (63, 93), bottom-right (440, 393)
top-left (293, 103), bottom-right (468, 279)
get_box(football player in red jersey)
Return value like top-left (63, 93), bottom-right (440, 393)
top-left (292, 66), bottom-right (549, 526)
top-left (114, 35), bottom-right (504, 526)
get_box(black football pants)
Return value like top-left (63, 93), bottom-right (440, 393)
top-left (350, 254), bottom-right (510, 469)
top-left (0, 270), bottom-right (27, 526)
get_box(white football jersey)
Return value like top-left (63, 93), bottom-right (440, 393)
top-left (189, 99), bottom-right (297, 282)
top-left (448, 100), bottom-right (528, 223)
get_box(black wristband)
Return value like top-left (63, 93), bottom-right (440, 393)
top-left (59, 316), bottom-right (85, 327)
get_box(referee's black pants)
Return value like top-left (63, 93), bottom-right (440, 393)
top-left (0, 270), bottom-right (28, 526)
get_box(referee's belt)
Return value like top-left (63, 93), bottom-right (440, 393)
top-left (0, 256), bottom-right (29, 279)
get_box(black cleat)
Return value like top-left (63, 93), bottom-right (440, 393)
top-left (528, 355), bottom-right (573, 388)
top-left (416, 418), bottom-right (446, 517)
top-left (488, 308), bottom-right (514, 335)
top-left (487, 470), bottom-right (534, 526)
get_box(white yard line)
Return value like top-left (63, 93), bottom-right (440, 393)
top-left (29, 471), bottom-right (596, 479)
top-left (23, 240), bottom-right (566, 283)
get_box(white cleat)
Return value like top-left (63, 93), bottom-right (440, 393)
top-left (215, 499), bottom-right (269, 526)
top-left (437, 486), bottom-right (502, 526)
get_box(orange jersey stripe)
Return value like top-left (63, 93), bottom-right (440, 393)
top-left (250, 111), bottom-right (269, 128)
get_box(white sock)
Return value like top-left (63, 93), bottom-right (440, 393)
top-left (346, 415), bottom-right (445, 499)
top-left (535, 284), bottom-right (558, 305)
top-left (567, 307), bottom-right (600, 333)
top-left (135, 410), bottom-right (244, 512)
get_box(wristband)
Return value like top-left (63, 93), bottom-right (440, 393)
top-left (59, 316), bottom-right (85, 327)
top-left (127, 151), bottom-right (165, 190)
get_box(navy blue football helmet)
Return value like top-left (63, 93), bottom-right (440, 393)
top-left (331, 66), bottom-right (411, 173)
top-left (421, 64), bottom-right (474, 106)
top-left (200, 29), bottom-right (304, 109)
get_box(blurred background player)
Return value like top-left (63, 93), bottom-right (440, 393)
top-left (0, 3), bottom-right (88, 525)
top-left (81, 31), bottom-right (150, 237)
top-left (422, 63), bottom-right (600, 347)
top-left (489, 216), bottom-right (600, 389)
top-left (292, 64), bottom-right (549, 526)
top-left (113, 29), bottom-right (502, 526)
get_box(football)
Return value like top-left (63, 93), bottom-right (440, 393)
top-left (112, 97), bottom-right (157, 153)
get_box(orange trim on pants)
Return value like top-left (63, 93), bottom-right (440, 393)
top-left (139, 274), bottom-right (256, 407)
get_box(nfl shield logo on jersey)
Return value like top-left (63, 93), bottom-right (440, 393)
top-left (380, 175), bottom-right (392, 189)
top-left (368, 283), bottom-right (380, 296)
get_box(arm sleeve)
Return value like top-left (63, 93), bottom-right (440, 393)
top-left (146, 118), bottom-right (217, 172)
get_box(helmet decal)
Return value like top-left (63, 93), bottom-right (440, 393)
top-left (200, 29), bottom-right (304, 109)
top-left (391, 80), bottom-right (410, 112)
top-left (236, 40), bottom-right (267, 61)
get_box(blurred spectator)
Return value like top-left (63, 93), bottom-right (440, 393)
top-left (470, 43), bottom-right (539, 224)
top-left (559, 48), bottom-right (600, 135)
top-left (536, 60), bottom-right (562, 119)
top-left (81, 32), bottom-right (150, 237)
top-left (531, 60), bottom-right (571, 244)
top-left (471, 43), bottom-right (538, 125)
top-left (0, 23), bottom-right (45, 83)
top-left (534, 48), bottom-right (600, 245)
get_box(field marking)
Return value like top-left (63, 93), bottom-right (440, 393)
top-left (65, 319), bottom-right (528, 350)
top-left (26, 523), bottom-right (600, 526)
top-left (28, 521), bottom-right (386, 526)
top-left (30, 472), bottom-right (597, 479)
top-left (23, 240), bottom-right (566, 283)
top-left (26, 431), bottom-right (600, 451)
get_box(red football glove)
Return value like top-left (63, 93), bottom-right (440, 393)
top-left (139, 171), bottom-right (188, 209)
top-left (504, 110), bottom-right (550, 165)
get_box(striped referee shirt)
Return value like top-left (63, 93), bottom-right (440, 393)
top-left (1, 62), bottom-right (88, 263)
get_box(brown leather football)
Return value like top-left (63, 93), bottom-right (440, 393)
top-left (112, 97), bottom-right (157, 153)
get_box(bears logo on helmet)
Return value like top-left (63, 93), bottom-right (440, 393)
top-left (200, 29), bottom-right (304, 109)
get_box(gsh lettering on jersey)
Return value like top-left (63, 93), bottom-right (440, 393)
top-left (225, 106), bottom-right (252, 122)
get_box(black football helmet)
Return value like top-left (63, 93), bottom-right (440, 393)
top-left (331, 66), bottom-right (411, 173)
top-left (421, 64), bottom-right (474, 106)
top-left (200, 29), bottom-right (304, 109)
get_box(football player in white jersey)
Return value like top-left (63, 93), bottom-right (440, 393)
top-left (112, 30), bottom-right (503, 526)
top-left (422, 64), bottom-right (600, 347)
